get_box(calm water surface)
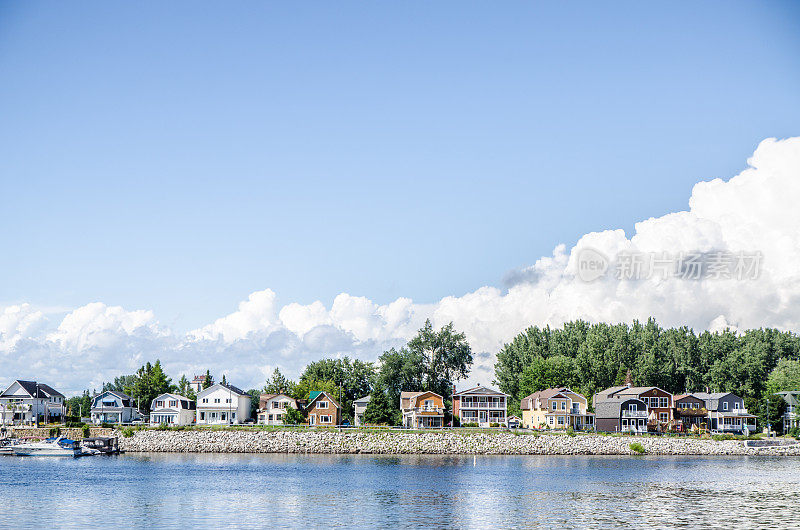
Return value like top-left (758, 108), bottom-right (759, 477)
top-left (1, 453), bottom-right (798, 528)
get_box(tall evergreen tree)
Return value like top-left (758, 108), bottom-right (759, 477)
top-left (363, 381), bottom-right (395, 425)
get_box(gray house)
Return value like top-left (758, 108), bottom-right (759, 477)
top-left (353, 395), bottom-right (370, 426)
top-left (90, 390), bottom-right (142, 424)
top-left (693, 392), bottom-right (757, 434)
top-left (595, 397), bottom-right (647, 434)
top-left (776, 391), bottom-right (800, 433)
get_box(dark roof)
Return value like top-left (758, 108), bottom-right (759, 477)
top-left (595, 397), bottom-right (645, 419)
top-left (37, 383), bottom-right (64, 398)
top-left (197, 382), bottom-right (246, 396)
top-left (453, 385), bottom-right (508, 397)
top-left (6, 380), bottom-right (62, 398)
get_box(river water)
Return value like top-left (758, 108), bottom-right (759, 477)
top-left (1, 453), bottom-right (798, 528)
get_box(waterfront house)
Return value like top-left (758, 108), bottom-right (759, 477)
top-left (520, 387), bottom-right (594, 430)
top-left (507, 415), bottom-right (522, 428)
top-left (149, 393), bottom-right (196, 426)
top-left (595, 397), bottom-right (648, 433)
top-left (306, 391), bottom-right (341, 426)
top-left (90, 390), bottom-right (142, 424)
top-left (353, 395), bottom-right (370, 426)
top-left (673, 394), bottom-right (708, 432)
top-left (400, 391), bottom-right (445, 429)
top-left (189, 374), bottom-right (208, 394)
top-left (776, 391), bottom-right (800, 433)
top-left (594, 385), bottom-right (673, 432)
top-left (196, 383), bottom-right (251, 425)
top-left (0, 380), bottom-right (65, 425)
top-left (452, 385), bottom-right (508, 427)
top-left (257, 393), bottom-right (297, 425)
top-left (693, 392), bottom-right (757, 434)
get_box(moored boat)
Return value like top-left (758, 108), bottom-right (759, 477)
top-left (12, 436), bottom-right (80, 457)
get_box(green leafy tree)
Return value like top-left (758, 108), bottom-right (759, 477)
top-left (102, 375), bottom-right (138, 393)
top-left (291, 378), bottom-right (339, 403)
top-left (264, 368), bottom-right (295, 395)
top-left (766, 359), bottom-right (800, 395)
top-left (363, 381), bottom-right (395, 425)
top-left (406, 320), bottom-right (473, 400)
top-left (377, 347), bottom-right (425, 406)
top-left (299, 357), bottom-right (375, 423)
top-left (518, 355), bottom-right (577, 395)
top-left (282, 406), bottom-right (305, 425)
top-left (246, 389), bottom-right (260, 420)
top-left (177, 375), bottom-right (196, 401)
top-left (125, 360), bottom-right (174, 413)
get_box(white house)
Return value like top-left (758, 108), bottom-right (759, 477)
top-left (150, 393), bottom-right (196, 426)
top-left (196, 383), bottom-right (251, 425)
top-left (90, 390), bottom-right (142, 424)
top-left (257, 393), bottom-right (297, 425)
top-left (0, 380), bottom-right (65, 425)
top-left (452, 385), bottom-right (508, 427)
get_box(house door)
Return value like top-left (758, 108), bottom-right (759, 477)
top-left (479, 411), bottom-right (487, 424)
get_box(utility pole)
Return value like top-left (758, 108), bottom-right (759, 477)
top-left (36, 382), bottom-right (40, 428)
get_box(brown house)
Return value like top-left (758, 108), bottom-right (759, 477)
top-left (306, 391), bottom-right (341, 426)
top-left (673, 394), bottom-right (708, 432)
top-left (400, 391), bottom-right (444, 428)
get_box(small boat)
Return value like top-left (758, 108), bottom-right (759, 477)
top-left (12, 436), bottom-right (80, 457)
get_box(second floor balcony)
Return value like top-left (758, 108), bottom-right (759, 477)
top-left (622, 410), bottom-right (648, 418)
top-left (409, 406), bottom-right (444, 415)
top-left (460, 402), bottom-right (506, 409)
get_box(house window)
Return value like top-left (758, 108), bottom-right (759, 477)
top-left (268, 414), bottom-right (273, 421)
top-left (629, 404), bottom-right (637, 412)
top-left (548, 417), bottom-right (554, 425)
top-left (156, 401), bottom-right (164, 408)
top-left (693, 403), bottom-right (699, 409)
top-left (276, 414), bottom-right (282, 421)
top-left (318, 401), bottom-right (328, 409)
top-left (221, 413), bottom-right (227, 421)
top-left (424, 399), bottom-right (433, 408)
top-left (723, 402), bottom-right (729, 411)
top-left (226, 399), bottom-right (230, 403)
top-left (200, 412), bottom-right (205, 420)
top-left (659, 412), bottom-right (668, 422)
top-left (551, 402), bottom-right (557, 410)
top-left (734, 402), bottom-right (740, 410)
top-left (169, 400), bottom-right (177, 407)
top-left (320, 415), bottom-right (331, 423)
top-left (202, 398), bottom-right (208, 403)
top-left (659, 397), bottom-right (668, 408)
top-left (622, 419), bottom-right (628, 426)
top-left (561, 402), bottom-right (565, 410)
top-left (214, 398), bottom-right (220, 404)
top-left (557, 416), bottom-right (564, 425)
top-left (272, 402), bottom-right (280, 409)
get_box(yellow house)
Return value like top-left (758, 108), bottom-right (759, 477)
top-left (520, 387), bottom-right (594, 430)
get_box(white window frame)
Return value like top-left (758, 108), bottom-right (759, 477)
top-left (318, 401), bottom-right (329, 409)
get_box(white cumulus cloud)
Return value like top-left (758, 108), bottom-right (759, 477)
top-left (2, 137), bottom-right (800, 395)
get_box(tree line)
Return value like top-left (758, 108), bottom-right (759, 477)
top-left (494, 318), bottom-right (800, 429)
top-left (66, 320), bottom-right (474, 426)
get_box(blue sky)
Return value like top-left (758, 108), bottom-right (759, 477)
top-left (2, 1), bottom-right (800, 335)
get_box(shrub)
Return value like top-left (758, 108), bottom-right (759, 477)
top-left (120, 427), bottom-right (135, 438)
top-left (462, 422), bottom-right (479, 428)
top-left (490, 422), bottom-right (500, 427)
top-left (155, 423), bottom-right (169, 431)
top-left (566, 427), bottom-right (576, 437)
top-left (82, 425), bottom-right (90, 438)
top-left (65, 421), bottom-right (85, 428)
top-left (629, 442), bottom-right (645, 454)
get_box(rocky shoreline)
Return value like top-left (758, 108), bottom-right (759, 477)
top-left (117, 429), bottom-right (800, 456)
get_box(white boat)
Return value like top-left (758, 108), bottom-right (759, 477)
top-left (12, 436), bottom-right (79, 457)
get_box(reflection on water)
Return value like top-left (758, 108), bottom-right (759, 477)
top-left (1, 453), bottom-right (799, 528)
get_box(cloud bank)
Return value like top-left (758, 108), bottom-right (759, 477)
top-left (3, 137), bottom-right (800, 395)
